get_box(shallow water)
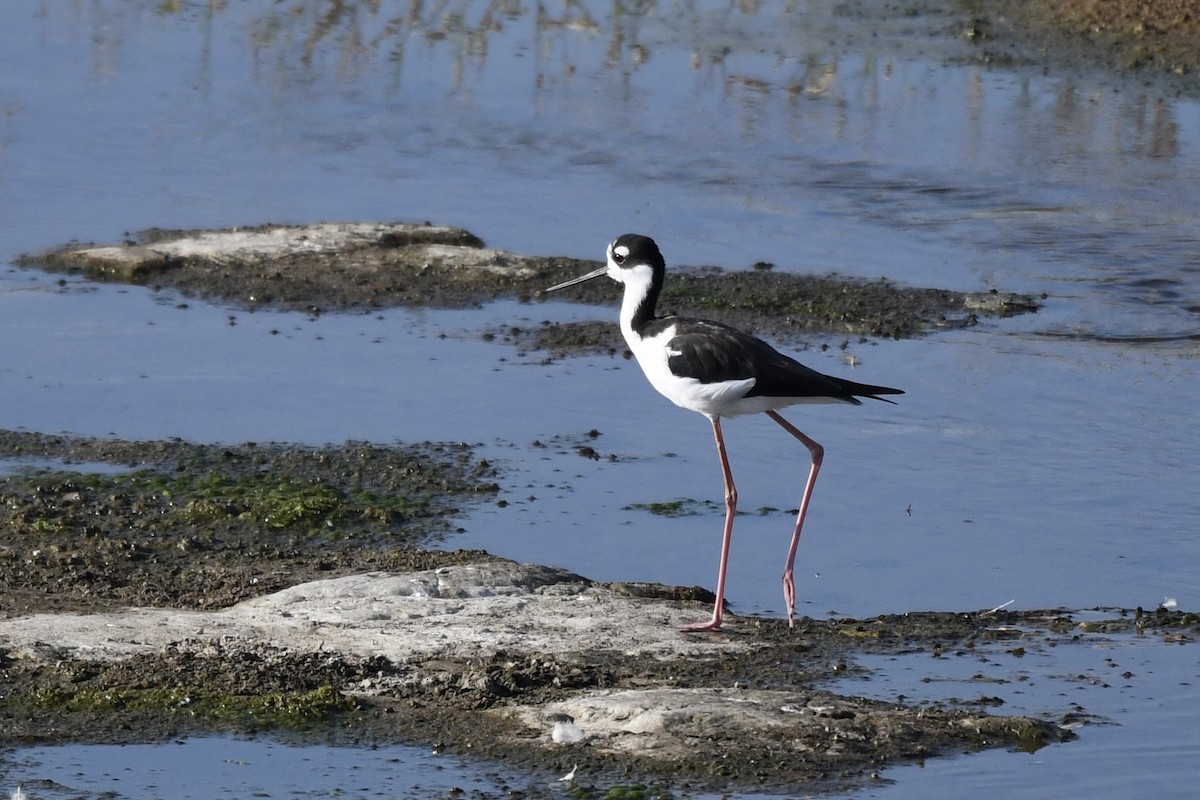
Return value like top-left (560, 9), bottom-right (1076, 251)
top-left (835, 625), bottom-right (1200, 800)
top-left (3, 0), bottom-right (1200, 797)
top-left (0, 737), bottom-right (535, 800)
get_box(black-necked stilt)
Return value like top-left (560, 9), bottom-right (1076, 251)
top-left (548, 234), bottom-right (903, 632)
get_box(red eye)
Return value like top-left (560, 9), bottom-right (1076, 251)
top-left (613, 253), bottom-right (625, 264)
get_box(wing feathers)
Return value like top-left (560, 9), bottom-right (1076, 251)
top-left (662, 319), bottom-right (903, 404)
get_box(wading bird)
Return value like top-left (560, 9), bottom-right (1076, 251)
top-left (547, 234), bottom-right (903, 631)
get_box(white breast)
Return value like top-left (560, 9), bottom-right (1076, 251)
top-left (623, 322), bottom-right (758, 420)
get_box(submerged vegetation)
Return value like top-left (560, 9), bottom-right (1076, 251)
top-left (0, 430), bottom-right (500, 613)
top-left (26, 684), bottom-right (359, 730)
top-left (11, 465), bottom-right (448, 535)
top-left (624, 498), bottom-right (784, 517)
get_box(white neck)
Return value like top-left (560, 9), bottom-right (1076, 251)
top-left (616, 263), bottom-right (657, 343)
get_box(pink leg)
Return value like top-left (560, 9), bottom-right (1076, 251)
top-left (682, 416), bottom-right (736, 633)
top-left (766, 410), bottom-right (823, 628)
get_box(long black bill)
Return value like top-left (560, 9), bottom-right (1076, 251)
top-left (545, 265), bottom-right (608, 293)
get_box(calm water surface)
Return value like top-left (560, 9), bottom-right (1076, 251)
top-left (1, 737), bottom-right (535, 799)
top-left (2, 1), bottom-right (1199, 797)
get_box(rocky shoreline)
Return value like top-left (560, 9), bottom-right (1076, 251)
top-left (1, 396), bottom-right (1191, 795)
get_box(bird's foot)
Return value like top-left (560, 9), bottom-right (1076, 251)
top-left (681, 616), bottom-right (722, 633)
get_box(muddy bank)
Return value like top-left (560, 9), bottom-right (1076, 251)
top-left (0, 429), bottom-right (501, 617)
top-left (10, 430), bottom-right (1194, 795)
top-left (17, 222), bottom-right (1039, 346)
top-left (4, 541), bottom-right (1195, 794)
top-left (960, 0), bottom-right (1200, 89)
top-left (0, 550), bottom-right (1087, 796)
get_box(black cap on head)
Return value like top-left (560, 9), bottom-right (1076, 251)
top-left (608, 234), bottom-right (664, 268)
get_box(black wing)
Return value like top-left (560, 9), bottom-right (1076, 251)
top-left (661, 318), bottom-right (903, 404)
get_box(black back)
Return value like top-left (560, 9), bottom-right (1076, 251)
top-left (656, 317), bottom-right (901, 404)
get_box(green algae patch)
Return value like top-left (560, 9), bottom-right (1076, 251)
top-left (1, 639), bottom-right (386, 740)
top-left (4, 450), bottom-right (481, 542)
top-left (174, 472), bottom-right (347, 529)
top-left (0, 430), bottom-right (501, 614)
top-left (26, 684), bottom-right (359, 730)
top-left (623, 499), bottom-right (713, 517)
top-left (14, 468), bottom-right (359, 535)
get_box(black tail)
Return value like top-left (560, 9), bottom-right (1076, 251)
top-left (834, 377), bottom-right (904, 405)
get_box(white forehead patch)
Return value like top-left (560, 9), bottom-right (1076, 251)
top-left (613, 244), bottom-right (630, 258)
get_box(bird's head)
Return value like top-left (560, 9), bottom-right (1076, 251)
top-left (545, 233), bottom-right (665, 294)
top-left (606, 234), bottom-right (664, 287)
